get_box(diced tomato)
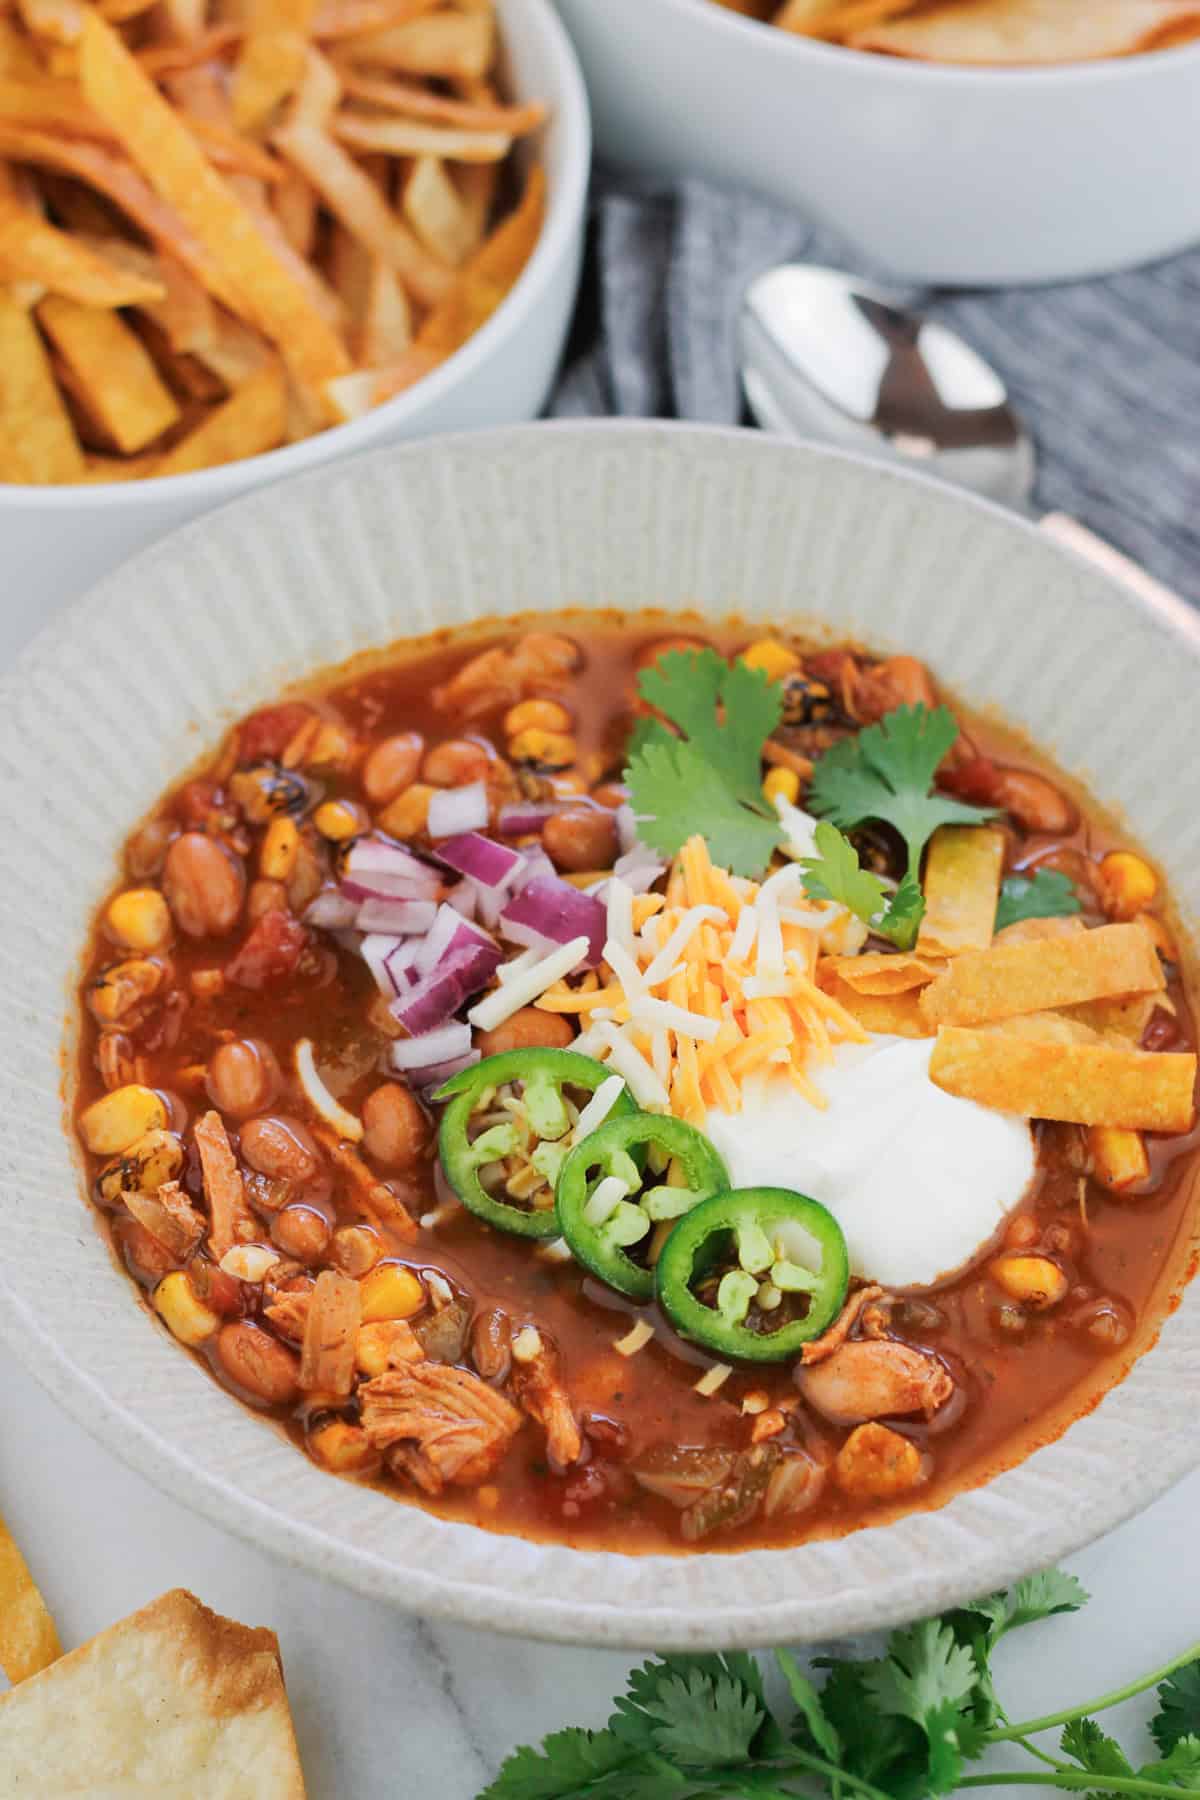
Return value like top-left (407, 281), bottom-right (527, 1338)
top-left (805, 648), bottom-right (857, 686)
top-left (177, 778), bottom-right (229, 830)
top-left (226, 910), bottom-right (308, 990)
top-left (237, 703), bottom-right (314, 764)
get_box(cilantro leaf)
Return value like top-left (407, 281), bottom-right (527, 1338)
top-left (999, 1570), bottom-right (1090, 1636)
top-left (809, 705), bottom-right (997, 883)
top-left (865, 1620), bottom-right (982, 1797)
top-left (814, 1657), bottom-right (928, 1794)
top-left (995, 869), bottom-right (1083, 934)
top-left (797, 821), bottom-right (925, 950)
top-left (628, 740), bottom-right (783, 878)
top-left (1061, 1716), bottom-right (1136, 1799)
top-left (776, 1650), bottom-right (841, 1764)
top-left (635, 649), bottom-right (782, 811)
top-left (1142, 1733), bottom-right (1200, 1789)
top-left (479, 1727), bottom-right (636, 1799)
top-left (638, 1668), bottom-right (763, 1768)
top-left (1152, 1664), bottom-right (1200, 1756)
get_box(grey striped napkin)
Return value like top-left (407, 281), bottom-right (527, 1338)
top-left (551, 175), bottom-right (1200, 607)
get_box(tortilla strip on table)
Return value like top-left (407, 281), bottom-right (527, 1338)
top-left (0, 1589), bottom-right (307, 1797)
top-left (920, 921), bottom-right (1164, 1028)
top-left (917, 825), bottom-right (1005, 957)
top-left (0, 1510), bottom-right (60, 1684)
top-left (930, 1026), bottom-right (1196, 1132)
top-left (848, 0), bottom-right (1200, 63)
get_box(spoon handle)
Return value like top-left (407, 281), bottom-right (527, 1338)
top-left (1038, 512), bottom-right (1186, 618)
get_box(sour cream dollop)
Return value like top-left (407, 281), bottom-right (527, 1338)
top-left (702, 1036), bottom-right (1036, 1290)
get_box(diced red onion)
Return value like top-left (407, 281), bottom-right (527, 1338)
top-left (360, 932), bottom-right (404, 997)
top-left (346, 837), bottom-right (436, 881)
top-left (427, 781), bottom-right (489, 840)
top-left (497, 802), bottom-right (554, 835)
top-left (434, 832), bottom-right (525, 892)
top-left (445, 881), bottom-right (477, 920)
top-left (616, 803), bottom-right (639, 856)
top-left (389, 1021), bottom-right (473, 1072)
top-left (414, 903), bottom-right (490, 977)
top-left (511, 846), bottom-right (556, 890)
top-left (341, 871), bottom-right (439, 903)
top-left (498, 875), bottom-right (605, 967)
top-left (391, 926), bottom-right (502, 1035)
top-left (385, 939), bottom-right (421, 989)
top-left (414, 1049), bottom-right (480, 1090)
top-left (303, 889), bottom-right (359, 931)
top-left (355, 897), bottom-right (438, 935)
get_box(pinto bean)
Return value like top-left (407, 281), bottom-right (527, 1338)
top-left (240, 1115), bottom-right (320, 1183)
top-left (852, 655), bottom-right (937, 723)
top-left (126, 815), bottom-right (176, 880)
top-left (991, 769), bottom-right (1079, 836)
top-left (247, 878), bottom-right (290, 924)
top-left (115, 1215), bottom-right (177, 1286)
top-left (216, 1320), bottom-right (300, 1406)
top-left (206, 1039), bottom-right (281, 1119)
top-left (361, 1082), bottom-right (429, 1170)
top-left (422, 739), bottom-right (492, 788)
top-left (363, 731), bottom-right (425, 805)
top-left (543, 807), bottom-right (619, 874)
top-left (476, 1007), bottom-right (574, 1057)
top-left (271, 1204), bottom-right (332, 1265)
top-left (163, 832), bottom-right (246, 938)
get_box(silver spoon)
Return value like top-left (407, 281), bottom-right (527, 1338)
top-left (738, 263), bottom-right (1175, 605)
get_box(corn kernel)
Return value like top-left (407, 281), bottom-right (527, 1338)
top-left (762, 766), bottom-right (801, 807)
top-left (309, 1420), bottom-right (378, 1474)
top-left (508, 728), bottom-right (576, 770)
top-left (377, 782), bottom-right (433, 840)
top-left (97, 1127), bottom-right (183, 1203)
top-left (360, 1262), bottom-right (425, 1322)
top-left (741, 639), bottom-right (800, 682)
top-left (504, 698), bottom-right (571, 737)
top-left (989, 1254), bottom-right (1068, 1310)
top-left (106, 888), bottom-right (171, 952)
top-left (87, 957), bottom-right (164, 1026)
top-left (1097, 850), bottom-right (1158, 921)
top-left (153, 1270), bottom-right (219, 1346)
top-left (260, 815), bottom-right (299, 882)
top-left (834, 1422), bottom-right (923, 1500)
top-left (307, 721), bottom-right (356, 770)
top-left (1088, 1125), bottom-right (1149, 1194)
top-left (314, 800), bottom-right (365, 842)
top-left (79, 1084), bottom-right (168, 1156)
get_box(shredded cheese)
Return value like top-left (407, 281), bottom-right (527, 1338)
top-left (614, 1319), bottom-right (656, 1357)
top-left (694, 1363), bottom-right (733, 1397)
top-left (592, 1022), bottom-right (671, 1110)
top-left (572, 1073), bottom-right (627, 1141)
top-left (468, 935), bottom-right (590, 1031)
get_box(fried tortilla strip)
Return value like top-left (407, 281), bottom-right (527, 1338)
top-left (312, 0), bottom-right (440, 36)
top-left (0, 290), bottom-right (84, 481)
top-left (358, 258), bottom-right (412, 360)
top-left (0, 178), bottom-right (165, 308)
top-left (821, 949), bottom-right (943, 997)
top-left (917, 825), bottom-right (1006, 957)
top-left (920, 921), bottom-right (1164, 1029)
top-left (334, 110), bottom-right (513, 162)
top-left (233, 0), bottom-right (318, 131)
top-left (815, 976), bottom-right (931, 1039)
top-left (343, 10), bottom-right (494, 77)
top-left (0, 1588), bottom-right (307, 1797)
top-left (16, 0), bottom-right (83, 44)
top-left (930, 1026), bottom-right (1196, 1132)
top-left (0, 76), bottom-right (111, 137)
top-left (273, 165), bottom-right (317, 253)
top-left (152, 359), bottom-right (288, 473)
top-left (37, 294), bottom-right (180, 452)
top-left (0, 421), bottom-right (32, 481)
top-left (403, 153), bottom-right (476, 264)
top-left (337, 68), bottom-right (545, 134)
top-left (1062, 991), bottom-right (1164, 1043)
top-left (850, 0), bottom-right (1200, 63)
top-left (0, 1510), bottom-right (60, 1684)
top-left (138, 23), bottom-right (241, 76)
top-left (78, 10), bottom-right (350, 405)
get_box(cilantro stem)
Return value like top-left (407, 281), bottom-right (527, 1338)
top-left (960, 1775), bottom-right (1200, 1799)
top-left (768, 1746), bottom-right (893, 1800)
top-left (987, 1644), bottom-right (1200, 1744)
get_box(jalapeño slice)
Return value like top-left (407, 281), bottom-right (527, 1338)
top-left (656, 1187), bottom-right (849, 1363)
top-left (434, 1049), bottom-right (636, 1239)
top-left (556, 1112), bottom-right (730, 1302)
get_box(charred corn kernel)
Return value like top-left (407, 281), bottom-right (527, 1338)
top-left (989, 1254), bottom-right (1068, 1310)
top-left (314, 800), bottom-right (365, 842)
top-left (504, 698), bottom-right (571, 736)
top-left (741, 639), bottom-right (800, 682)
top-left (106, 888), bottom-right (171, 952)
top-left (260, 815), bottom-right (299, 882)
top-left (834, 1422), bottom-right (923, 1500)
top-left (97, 1127), bottom-right (183, 1204)
top-left (79, 1084), bottom-right (167, 1156)
top-left (1097, 850), bottom-right (1159, 921)
top-left (153, 1271), bottom-right (219, 1346)
top-left (309, 1420), bottom-right (378, 1474)
top-left (509, 728), bottom-right (576, 770)
top-left (762, 766), bottom-right (800, 807)
top-left (87, 957), bottom-right (164, 1025)
top-left (377, 782), bottom-right (433, 840)
top-left (359, 1262), bottom-right (424, 1322)
top-left (1088, 1125), bottom-right (1150, 1193)
top-left (1139, 913), bottom-right (1178, 962)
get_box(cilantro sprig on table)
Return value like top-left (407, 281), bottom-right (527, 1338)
top-left (479, 1569), bottom-right (1200, 1800)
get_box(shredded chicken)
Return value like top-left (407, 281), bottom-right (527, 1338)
top-left (509, 1327), bottom-right (583, 1467)
top-left (431, 633), bottom-right (580, 720)
top-left (313, 1126), bottom-right (419, 1243)
top-left (264, 1287), bottom-right (311, 1342)
top-left (193, 1110), bottom-right (254, 1259)
top-left (299, 1270), bottom-right (361, 1397)
top-left (799, 1285), bottom-right (886, 1366)
top-left (359, 1364), bottom-right (523, 1495)
top-left (124, 1179), bottom-right (204, 1260)
top-left (796, 1339), bottom-right (953, 1428)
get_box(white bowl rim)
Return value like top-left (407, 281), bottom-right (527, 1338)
top-left (639, 0), bottom-right (1200, 84)
top-left (0, 0), bottom-right (590, 510)
top-left (6, 416), bottom-right (1200, 1649)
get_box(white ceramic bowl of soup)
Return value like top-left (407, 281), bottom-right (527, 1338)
top-left (0, 0), bottom-right (589, 667)
top-left (554, 0), bottom-right (1200, 287)
top-left (1, 420), bottom-right (1198, 1648)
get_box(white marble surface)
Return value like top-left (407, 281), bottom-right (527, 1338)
top-left (2, 1337), bottom-right (1197, 1797)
